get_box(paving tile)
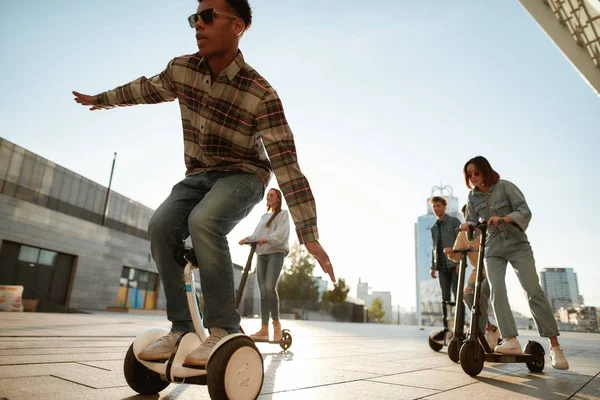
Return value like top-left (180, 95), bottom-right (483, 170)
top-left (0, 346), bottom-right (127, 356)
top-left (0, 375), bottom-right (101, 400)
top-left (0, 362), bottom-right (126, 388)
top-left (0, 352), bottom-right (124, 365)
top-left (260, 357), bottom-right (381, 393)
top-left (571, 375), bottom-right (600, 400)
top-left (0, 313), bottom-right (598, 399)
top-left (420, 371), bottom-right (597, 400)
top-left (367, 369), bottom-right (479, 391)
top-left (259, 380), bottom-right (440, 400)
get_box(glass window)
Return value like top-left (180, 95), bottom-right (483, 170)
top-left (139, 271), bottom-right (149, 283)
top-left (18, 246), bottom-right (39, 263)
top-left (38, 249), bottom-right (57, 266)
top-left (148, 273), bottom-right (157, 289)
top-left (128, 268), bottom-right (137, 281)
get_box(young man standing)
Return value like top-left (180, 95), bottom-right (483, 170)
top-left (429, 196), bottom-right (461, 332)
top-left (73, 0), bottom-right (335, 367)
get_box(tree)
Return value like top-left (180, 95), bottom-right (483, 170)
top-left (369, 297), bottom-right (385, 323)
top-left (322, 278), bottom-right (350, 303)
top-left (277, 242), bottom-right (319, 302)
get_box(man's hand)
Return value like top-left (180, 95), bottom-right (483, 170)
top-left (305, 241), bottom-right (335, 282)
top-left (239, 238), bottom-right (248, 245)
top-left (257, 237), bottom-right (268, 245)
top-left (430, 270), bottom-right (436, 279)
top-left (72, 91), bottom-right (99, 110)
top-left (487, 216), bottom-right (504, 227)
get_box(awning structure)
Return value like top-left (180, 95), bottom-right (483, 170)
top-left (520, 0), bottom-right (600, 96)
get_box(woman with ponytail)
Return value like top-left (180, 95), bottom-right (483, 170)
top-left (240, 188), bottom-right (290, 342)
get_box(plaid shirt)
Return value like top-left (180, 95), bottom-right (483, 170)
top-left (92, 51), bottom-right (318, 243)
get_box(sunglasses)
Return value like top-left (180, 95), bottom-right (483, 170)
top-left (466, 171), bottom-right (481, 179)
top-left (188, 8), bottom-right (238, 28)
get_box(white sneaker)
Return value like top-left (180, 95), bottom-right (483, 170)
top-left (485, 326), bottom-right (500, 350)
top-left (494, 337), bottom-right (523, 355)
top-left (550, 346), bottom-right (569, 370)
top-left (184, 328), bottom-right (229, 367)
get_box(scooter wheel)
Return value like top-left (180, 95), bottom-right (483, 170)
top-left (123, 343), bottom-right (170, 395)
top-left (524, 341), bottom-right (545, 373)
top-left (428, 336), bottom-right (443, 352)
top-left (280, 329), bottom-right (292, 351)
top-left (448, 339), bottom-right (460, 363)
top-left (459, 341), bottom-right (484, 377)
top-left (207, 336), bottom-right (264, 400)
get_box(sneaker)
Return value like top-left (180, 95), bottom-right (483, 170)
top-left (138, 331), bottom-right (181, 361)
top-left (250, 325), bottom-right (269, 342)
top-left (485, 326), bottom-right (500, 350)
top-left (550, 346), bottom-right (569, 370)
top-left (494, 337), bottom-right (523, 355)
top-left (184, 328), bottom-right (229, 367)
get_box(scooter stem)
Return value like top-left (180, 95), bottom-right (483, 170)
top-left (184, 262), bottom-right (208, 342)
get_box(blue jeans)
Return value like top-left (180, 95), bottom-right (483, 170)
top-left (438, 268), bottom-right (458, 329)
top-left (148, 172), bottom-right (264, 333)
top-left (256, 252), bottom-right (285, 325)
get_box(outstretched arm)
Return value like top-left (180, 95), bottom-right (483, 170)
top-left (256, 92), bottom-right (334, 282)
top-left (73, 59), bottom-right (178, 110)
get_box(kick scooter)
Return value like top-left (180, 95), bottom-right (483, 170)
top-left (459, 221), bottom-right (545, 376)
top-left (428, 245), bottom-right (470, 362)
top-left (237, 242), bottom-right (293, 350)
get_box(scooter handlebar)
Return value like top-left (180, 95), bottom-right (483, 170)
top-left (466, 219), bottom-right (505, 240)
top-left (452, 248), bottom-right (473, 254)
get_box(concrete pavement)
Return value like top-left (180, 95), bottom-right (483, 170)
top-left (0, 312), bottom-right (598, 399)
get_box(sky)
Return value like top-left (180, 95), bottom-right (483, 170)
top-left (1, 0), bottom-right (599, 317)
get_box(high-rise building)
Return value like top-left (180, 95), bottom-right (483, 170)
top-left (414, 184), bottom-right (462, 327)
top-left (540, 267), bottom-right (584, 313)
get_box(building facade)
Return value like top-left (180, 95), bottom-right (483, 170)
top-left (357, 278), bottom-right (393, 324)
top-left (540, 267), bottom-right (583, 313)
top-left (0, 137), bottom-right (253, 313)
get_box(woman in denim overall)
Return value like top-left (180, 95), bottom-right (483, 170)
top-left (460, 156), bottom-right (568, 370)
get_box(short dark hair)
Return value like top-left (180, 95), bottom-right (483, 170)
top-left (429, 196), bottom-right (447, 206)
top-left (463, 155), bottom-right (500, 189)
top-left (199, 0), bottom-right (252, 30)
